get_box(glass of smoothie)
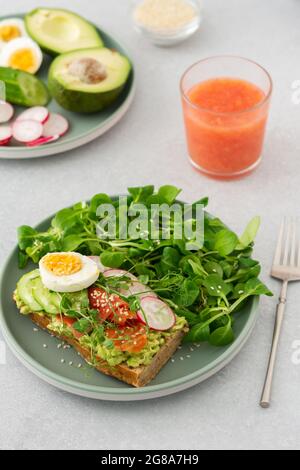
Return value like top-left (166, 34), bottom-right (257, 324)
top-left (180, 56), bottom-right (272, 178)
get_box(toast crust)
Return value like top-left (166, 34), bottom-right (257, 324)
top-left (28, 312), bottom-right (188, 387)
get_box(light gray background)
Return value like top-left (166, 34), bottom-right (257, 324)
top-left (0, 0), bottom-right (299, 450)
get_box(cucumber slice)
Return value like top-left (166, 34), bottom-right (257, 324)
top-left (31, 277), bottom-right (61, 315)
top-left (0, 67), bottom-right (50, 107)
top-left (17, 269), bottom-right (43, 312)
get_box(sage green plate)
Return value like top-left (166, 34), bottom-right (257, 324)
top-left (0, 15), bottom-right (135, 160)
top-left (0, 209), bottom-right (260, 401)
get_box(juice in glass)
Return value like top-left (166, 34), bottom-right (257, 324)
top-left (181, 57), bottom-right (272, 178)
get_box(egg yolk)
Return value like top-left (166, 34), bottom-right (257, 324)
top-left (8, 48), bottom-right (35, 73)
top-left (43, 254), bottom-right (82, 277)
top-left (0, 25), bottom-right (21, 42)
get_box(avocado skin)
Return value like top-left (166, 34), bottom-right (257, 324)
top-left (25, 8), bottom-right (104, 57)
top-left (48, 75), bottom-right (127, 113)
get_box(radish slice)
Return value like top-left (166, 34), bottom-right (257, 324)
top-left (12, 120), bottom-right (43, 143)
top-left (119, 281), bottom-right (157, 300)
top-left (88, 256), bottom-right (108, 272)
top-left (26, 135), bottom-right (60, 147)
top-left (103, 269), bottom-right (137, 280)
top-left (17, 106), bottom-right (49, 124)
top-left (137, 297), bottom-right (176, 331)
top-left (0, 101), bottom-right (14, 123)
top-left (0, 125), bottom-right (12, 145)
top-left (43, 113), bottom-right (69, 137)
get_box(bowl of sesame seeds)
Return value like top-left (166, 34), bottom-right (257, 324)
top-left (132, 0), bottom-right (202, 46)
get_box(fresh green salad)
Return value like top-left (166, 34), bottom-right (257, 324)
top-left (17, 185), bottom-right (272, 347)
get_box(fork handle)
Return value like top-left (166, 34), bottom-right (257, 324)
top-left (260, 280), bottom-right (288, 408)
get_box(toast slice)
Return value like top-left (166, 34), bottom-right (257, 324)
top-left (20, 308), bottom-right (188, 387)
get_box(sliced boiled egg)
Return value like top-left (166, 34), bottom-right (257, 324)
top-left (0, 37), bottom-right (42, 74)
top-left (39, 252), bottom-right (100, 293)
top-left (0, 18), bottom-right (27, 49)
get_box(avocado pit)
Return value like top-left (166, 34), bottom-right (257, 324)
top-left (68, 58), bottom-right (107, 84)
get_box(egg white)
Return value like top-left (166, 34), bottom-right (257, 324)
top-left (0, 18), bottom-right (27, 50)
top-left (0, 37), bottom-right (43, 74)
top-left (39, 252), bottom-right (100, 293)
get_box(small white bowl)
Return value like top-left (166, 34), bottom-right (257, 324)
top-left (132, 0), bottom-right (202, 47)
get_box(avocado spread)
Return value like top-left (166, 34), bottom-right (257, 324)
top-left (15, 270), bottom-right (187, 368)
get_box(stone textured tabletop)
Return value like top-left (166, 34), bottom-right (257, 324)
top-left (0, 0), bottom-right (300, 450)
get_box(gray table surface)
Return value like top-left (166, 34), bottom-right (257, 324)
top-left (0, 0), bottom-right (300, 451)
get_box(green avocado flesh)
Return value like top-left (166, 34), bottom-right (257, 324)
top-left (48, 48), bottom-right (131, 113)
top-left (25, 8), bottom-right (103, 55)
top-left (15, 270), bottom-right (187, 368)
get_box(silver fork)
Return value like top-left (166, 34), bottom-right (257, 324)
top-left (260, 217), bottom-right (300, 408)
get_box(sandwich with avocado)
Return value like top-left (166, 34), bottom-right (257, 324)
top-left (14, 252), bottom-right (188, 387)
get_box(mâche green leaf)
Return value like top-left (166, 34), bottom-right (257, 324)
top-left (17, 185), bottom-right (272, 348)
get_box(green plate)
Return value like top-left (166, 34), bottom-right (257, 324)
top-left (0, 207), bottom-right (260, 401)
top-left (0, 15), bottom-right (135, 160)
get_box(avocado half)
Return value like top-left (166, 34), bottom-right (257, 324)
top-left (48, 48), bottom-right (131, 113)
top-left (25, 8), bottom-right (103, 56)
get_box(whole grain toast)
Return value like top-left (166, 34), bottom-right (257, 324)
top-left (23, 309), bottom-right (188, 387)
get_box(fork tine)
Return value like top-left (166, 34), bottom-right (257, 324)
top-left (283, 218), bottom-right (291, 266)
top-left (290, 218), bottom-right (297, 266)
top-left (273, 219), bottom-right (285, 266)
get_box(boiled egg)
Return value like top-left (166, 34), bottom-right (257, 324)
top-left (0, 37), bottom-right (42, 74)
top-left (39, 252), bottom-right (100, 293)
top-left (0, 18), bottom-right (27, 49)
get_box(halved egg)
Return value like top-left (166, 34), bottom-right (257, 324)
top-left (0, 37), bottom-right (42, 74)
top-left (39, 252), bottom-right (100, 293)
top-left (0, 18), bottom-right (27, 49)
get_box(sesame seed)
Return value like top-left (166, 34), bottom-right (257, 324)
top-left (43, 344), bottom-right (47, 349)
top-left (33, 328), bottom-right (38, 332)
top-left (77, 364), bottom-right (82, 368)
top-left (186, 355), bottom-right (191, 358)
top-left (69, 361), bottom-right (73, 366)
top-left (180, 356), bottom-right (184, 361)
top-left (171, 358), bottom-right (175, 363)
top-left (60, 359), bottom-right (65, 363)
top-left (57, 344), bottom-right (62, 349)
top-left (190, 347), bottom-right (194, 352)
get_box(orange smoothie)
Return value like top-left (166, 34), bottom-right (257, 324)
top-left (182, 78), bottom-right (269, 176)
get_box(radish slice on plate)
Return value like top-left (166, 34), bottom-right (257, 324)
top-left (43, 113), bottom-right (69, 137)
top-left (0, 125), bottom-right (12, 145)
top-left (12, 119), bottom-right (43, 143)
top-left (26, 135), bottom-right (60, 147)
top-left (16, 106), bottom-right (49, 124)
top-left (88, 256), bottom-right (108, 272)
top-left (137, 297), bottom-right (176, 331)
top-left (103, 269), bottom-right (137, 280)
top-left (0, 101), bottom-right (14, 123)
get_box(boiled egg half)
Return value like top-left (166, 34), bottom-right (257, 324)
top-left (0, 18), bottom-right (27, 49)
top-left (39, 252), bottom-right (100, 293)
top-left (0, 37), bottom-right (42, 74)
